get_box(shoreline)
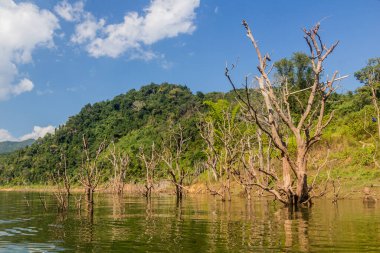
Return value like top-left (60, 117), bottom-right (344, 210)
top-left (0, 181), bottom-right (377, 201)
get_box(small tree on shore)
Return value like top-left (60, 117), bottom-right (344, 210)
top-left (108, 142), bottom-right (130, 196)
top-left (57, 152), bottom-right (72, 196)
top-left (79, 135), bottom-right (106, 205)
top-left (199, 100), bottom-right (244, 201)
top-left (233, 128), bottom-right (273, 200)
top-left (138, 143), bottom-right (158, 199)
top-left (160, 124), bottom-right (189, 200)
top-left (51, 151), bottom-right (72, 211)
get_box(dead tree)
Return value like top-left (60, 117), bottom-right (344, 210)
top-left (198, 120), bottom-right (219, 181)
top-left (38, 193), bottom-right (48, 212)
top-left (58, 152), bottom-right (72, 196)
top-left (52, 184), bottom-right (69, 212)
top-left (51, 172), bottom-right (69, 211)
top-left (160, 124), bottom-right (189, 200)
top-left (232, 134), bottom-right (256, 200)
top-left (233, 129), bottom-right (273, 200)
top-left (226, 21), bottom-right (345, 206)
top-left (108, 142), bottom-right (130, 196)
top-left (199, 100), bottom-right (243, 201)
top-left (50, 151), bottom-right (72, 211)
top-left (138, 143), bottom-right (158, 199)
top-left (79, 135), bottom-right (106, 205)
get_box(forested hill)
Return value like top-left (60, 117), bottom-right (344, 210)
top-left (0, 83), bottom-right (230, 184)
top-left (0, 139), bottom-right (35, 154)
top-left (0, 80), bottom-right (379, 187)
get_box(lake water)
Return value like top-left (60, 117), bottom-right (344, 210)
top-left (0, 192), bottom-right (379, 252)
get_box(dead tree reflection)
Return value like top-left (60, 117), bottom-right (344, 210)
top-left (275, 207), bottom-right (310, 252)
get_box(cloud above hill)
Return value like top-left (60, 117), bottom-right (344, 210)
top-left (55, 0), bottom-right (200, 59)
top-left (0, 125), bottom-right (55, 142)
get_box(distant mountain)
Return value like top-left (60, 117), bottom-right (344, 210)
top-left (0, 139), bottom-right (35, 154)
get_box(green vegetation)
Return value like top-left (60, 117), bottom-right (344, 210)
top-left (0, 83), bottom-right (217, 186)
top-left (0, 139), bottom-right (35, 154)
top-left (0, 58), bottom-right (379, 201)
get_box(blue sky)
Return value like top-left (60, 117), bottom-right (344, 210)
top-left (0, 0), bottom-right (379, 141)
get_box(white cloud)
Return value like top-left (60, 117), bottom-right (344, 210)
top-left (0, 0), bottom-right (59, 100)
top-left (0, 125), bottom-right (55, 142)
top-left (36, 89), bottom-right (53, 96)
top-left (71, 13), bottom-right (105, 44)
top-left (11, 78), bottom-right (34, 95)
top-left (54, 0), bottom-right (84, 22)
top-left (71, 0), bottom-right (200, 58)
top-left (140, 0), bottom-right (200, 44)
top-left (160, 59), bottom-right (173, 70)
top-left (128, 49), bottom-right (158, 61)
top-left (19, 125), bottom-right (55, 141)
top-left (0, 129), bottom-right (15, 142)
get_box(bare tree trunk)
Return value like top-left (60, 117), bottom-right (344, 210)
top-left (226, 174), bottom-right (231, 201)
top-left (282, 155), bottom-right (293, 204)
top-left (296, 163), bottom-right (309, 204)
top-left (79, 135), bottom-right (106, 206)
top-left (210, 168), bottom-right (219, 181)
top-left (257, 130), bottom-right (264, 170)
top-left (176, 185), bottom-right (182, 200)
top-left (139, 143), bottom-right (158, 200)
top-left (145, 185), bottom-right (152, 199)
top-left (244, 186), bottom-right (252, 200)
top-left (108, 142), bottom-right (129, 196)
top-left (85, 187), bottom-right (94, 204)
top-left (257, 129), bottom-right (267, 186)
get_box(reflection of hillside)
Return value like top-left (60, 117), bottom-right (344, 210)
top-left (0, 193), bottom-right (379, 252)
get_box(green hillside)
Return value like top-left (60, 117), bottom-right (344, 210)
top-left (0, 77), bottom-right (379, 190)
top-left (0, 139), bottom-right (35, 154)
top-left (0, 83), bottom-right (227, 185)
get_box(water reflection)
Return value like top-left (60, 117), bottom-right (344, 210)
top-left (278, 207), bottom-right (310, 252)
top-left (0, 193), bottom-right (379, 252)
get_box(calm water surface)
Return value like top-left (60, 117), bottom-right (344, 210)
top-left (0, 192), bottom-right (379, 252)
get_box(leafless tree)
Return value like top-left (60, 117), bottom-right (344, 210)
top-left (199, 101), bottom-right (243, 201)
top-left (52, 187), bottom-right (69, 212)
top-left (50, 151), bottom-right (73, 211)
top-left (108, 142), bottom-right (130, 196)
top-left (233, 129), bottom-right (273, 200)
top-left (139, 143), bottom-right (159, 199)
top-left (160, 124), bottom-right (189, 200)
top-left (198, 120), bottom-right (219, 181)
top-left (51, 174), bottom-right (68, 211)
top-left (226, 20), bottom-right (345, 206)
top-left (79, 135), bottom-right (106, 205)
top-left (38, 193), bottom-right (48, 211)
top-left (58, 152), bottom-right (72, 196)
